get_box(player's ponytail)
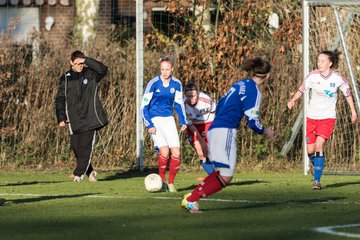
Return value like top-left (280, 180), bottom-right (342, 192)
top-left (319, 50), bottom-right (341, 69)
top-left (241, 57), bottom-right (271, 78)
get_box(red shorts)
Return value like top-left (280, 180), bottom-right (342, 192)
top-left (187, 122), bottom-right (213, 146)
top-left (306, 118), bottom-right (336, 144)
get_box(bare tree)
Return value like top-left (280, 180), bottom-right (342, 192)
top-left (194, 0), bottom-right (212, 35)
top-left (72, 0), bottom-right (100, 45)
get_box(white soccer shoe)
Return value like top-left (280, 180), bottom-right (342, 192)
top-left (73, 176), bottom-right (82, 182)
top-left (88, 171), bottom-right (97, 182)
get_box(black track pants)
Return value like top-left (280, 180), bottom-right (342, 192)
top-left (70, 130), bottom-right (96, 177)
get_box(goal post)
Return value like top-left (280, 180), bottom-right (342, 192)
top-left (302, 0), bottom-right (360, 175)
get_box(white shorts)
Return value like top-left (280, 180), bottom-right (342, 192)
top-left (150, 116), bottom-right (180, 148)
top-left (207, 128), bottom-right (237, 177)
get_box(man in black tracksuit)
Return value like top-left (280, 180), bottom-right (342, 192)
top-left (55, 50), bottom-right (108, 182)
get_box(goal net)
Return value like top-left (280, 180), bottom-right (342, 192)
top-left (303, 0), bottom-right (360, 174)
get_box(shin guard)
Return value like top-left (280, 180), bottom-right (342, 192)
top-left (168, 156), bottom-right (181, 184)
top-left (308, 153), bottom-right (315, 166)
top-left (314, 152), bottom-right (325, 182)
top-left (157, 154), bottom-right (168, 182)
top-left (187, 171), bottom-right (225, 202)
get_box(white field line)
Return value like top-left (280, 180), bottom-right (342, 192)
top-left (3, 193), bottom-right (360, 237)
top-left (314, 224), bottom-right (360, 239)
top-left (1, 193), bottom-right (360, 206)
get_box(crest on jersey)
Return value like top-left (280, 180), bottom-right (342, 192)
top-left (170, 88), bottom-right (175, 93)
top-left (83, 79), bottom-right (88, 85)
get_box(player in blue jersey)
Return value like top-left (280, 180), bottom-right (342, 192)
top-left (141, 55), bottom-right (187, 192)
top-left (181, 57), bottom-right (275, 213)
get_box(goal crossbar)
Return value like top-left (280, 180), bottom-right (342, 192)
top-left (305, 0), bottom-right (360, 5)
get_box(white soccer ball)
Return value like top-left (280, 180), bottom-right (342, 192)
top-left (144, 173), bottom-right (163, 192)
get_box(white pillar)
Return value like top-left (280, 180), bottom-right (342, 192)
top-left (136, 0), bottom-right (144, 171)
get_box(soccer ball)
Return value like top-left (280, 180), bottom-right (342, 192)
top-left (144, 173), bottom-right (163, 192)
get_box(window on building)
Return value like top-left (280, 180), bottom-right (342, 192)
top-left (0, 7), bottom-right (40, 42)
top-left (0, 8), bottom-right (39, 82)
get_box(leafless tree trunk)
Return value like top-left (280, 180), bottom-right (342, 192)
top-left (194, 0), bottom-right (212, 34)
top-left (72, 0), bottom-right (100, 46)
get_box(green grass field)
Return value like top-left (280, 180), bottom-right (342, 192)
top-left (1, 170), bottom-right (360, 240)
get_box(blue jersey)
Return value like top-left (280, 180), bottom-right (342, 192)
top-left (141, 75), bottom-right (187, 129)
top-left (209, 78), bottom-right (264, 134)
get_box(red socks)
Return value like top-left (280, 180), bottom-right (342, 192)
top-left (187, 171), bottom-right (225, 202)
top-left (168, 155), bottom-right (181, 184)
top-left (157, 154), bottom-right (181, 184)
top-left (157, 154), bottom-right (168, 182)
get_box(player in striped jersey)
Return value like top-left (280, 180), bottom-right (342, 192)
top-left (181, 57), bottom-right (275, 213)
top-left (141, 55), bottom-right (187, 192)
top-left (287, 50), bottom-right (358, 190)
top-left (184, 82), bottom-right (216, 175)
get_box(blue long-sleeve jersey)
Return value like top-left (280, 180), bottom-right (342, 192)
top-left (209, 78), bottom-right (264, 134)
top-left (141, 76), bottom-right (187, 129)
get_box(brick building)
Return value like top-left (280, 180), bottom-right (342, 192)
top-left (0, 0), bottom-right (113, 46)
top-left (0, 0), bottom-right (211, 46)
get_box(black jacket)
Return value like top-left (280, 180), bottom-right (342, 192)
top-left (55, 57), bottom-right (108, 134)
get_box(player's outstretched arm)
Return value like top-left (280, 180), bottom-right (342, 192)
top-left (287, 91), bottom-right (303, 110)
top-left (345, 96), bottom-right (358, 124)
